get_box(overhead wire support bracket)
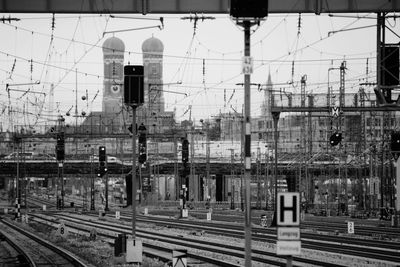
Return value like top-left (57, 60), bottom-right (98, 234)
top-left (6, 81), bottom-right (44, 95)
top-left (149, 81), bottom-right (187, 96)
top-left (103, 25), bottom-right (163, 36)
top-left (109, 15), bottom-right (164, 29)
top-left (328, 24), bottom-right (377, 36)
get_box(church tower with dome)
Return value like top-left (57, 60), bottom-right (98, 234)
top-left (140, 36), bottom-right (174, 134)
top-left (102, 36), bottom-right (125, 124)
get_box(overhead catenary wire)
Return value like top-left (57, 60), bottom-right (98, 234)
top-left (0, 12), bottom-right (388, 124)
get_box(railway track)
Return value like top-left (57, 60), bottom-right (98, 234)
top-left (127, 213), bottom-right (400, 263)
top-left (0, 227), bottom-right (33, 266)
top-left (30, 195), bottom-right (400, 239)
top-left (0, 218), bottom-right (88, 267)
top-left (28, 212), bottom-right (379, 267)
top-left (26, 196), bottom-right (400, 265)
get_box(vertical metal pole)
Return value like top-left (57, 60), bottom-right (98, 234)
top-left (377, 13), bottom-right (385, 210)
top-left (190, 126), bottom-right (195, 202)
top-left (243, 20), bottom-right (252, 267)
top-left (56, 160), bottom-right (59, 209)
top-left (206, 125), bottom-right (210, 202)
top-left (132, 107), bottom-right (137, 238)
top-left (75, 69), bottom-right (78, 155)
top-left (256, 147), bottom-right (261, 209)
top-left (139, 164), bottom-right (142, 204)
top-left (16, 139), bottom-right (20, 219)
top-left (265, 152), bottom-right (269, 210)
top-left (90, 148), bottom-right (95, 210)
top-left (338, 154), bottom-right (341, 215)
top-left (105, 170), bottom-right (109, 211)
top-left (174, 136), bottom-right (178, 200)
top-left (273, 112), bottom-right (280, 214)
top-left (396, 158), bottom-right (400, 213)
top-left (61, 162), bottom-right (64, 209)
top-left (240, 117), bottom-right (244, 211)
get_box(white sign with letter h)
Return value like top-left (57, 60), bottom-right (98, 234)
top-left (277, 192), bottom-right (300, 226)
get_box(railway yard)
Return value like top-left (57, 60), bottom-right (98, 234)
top-left (0, 195), bottom-right (399, 267)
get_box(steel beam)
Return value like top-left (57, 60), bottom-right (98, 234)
top-left (0, 0), bottom-right (399, 14)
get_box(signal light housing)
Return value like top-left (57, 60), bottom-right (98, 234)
top-left (99, 146), bottom-right (106, 162)
top-left (138, 123), bottom-right (147, 164)
top-left (56, 132), bottom-right (65, 161)
top-left (182, 139), bottom-right (189, 164)
top-left (329, 132), bottom-right (342, 146)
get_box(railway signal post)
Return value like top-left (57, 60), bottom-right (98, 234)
top-left (124, 64), bottom-right (144, 264)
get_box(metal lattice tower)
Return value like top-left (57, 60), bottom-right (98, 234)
top-left (299, 75), bottom-right (307, 192)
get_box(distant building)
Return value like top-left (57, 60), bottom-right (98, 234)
top-left (77, 36), bottom-right (128, 135)
top-left (139, 36), bottom-right (175, 134)
top-left (76, 35), bottom-right (176, 137)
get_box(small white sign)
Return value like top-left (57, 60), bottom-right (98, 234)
top-left (347, 221), bottom-right (354, 234)
top-left (144, 208), bottom-right (148, 215)
top-left (277, 227), bottom-right (300, 240)
top-left (126, 238), bottom-right (143, 263)
top-left (115, 211), bottom-right (120, 220)
top-left (276, 240), bottom-right (301, 255)
top-left (43, 205), bottom-right (46, 211)
top-left (58, 222), bottom-right (68, 238)
top-left (206, 212), bottom-right (211, 221)
top-left (242, 56), bottom-right (253, 74)
top-left (182, 209), bottom-right (188, 218)
top-left (4, 208), bottom-right (8, 214)
top-left (332, 106), bottom-right (340, 117)
top-left (172, 249), bottom-right (187, 267)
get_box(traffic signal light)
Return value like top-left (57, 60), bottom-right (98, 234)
top-left (99, 146), bottom-right (106, 162)
top-left (391, 131), bottom-right (400, 151)
top-left (138, 123), bottom-right (147, 164)
top-left (98, 146), bottom-right (107, 177)
top-left (56, 132), bottom-right (65, 161)
top-left (124, 65), bottom-right (144, 106)
top-left (182, 139), bottom-right (189, 164)
top-left (97, 165), bottom-right (107, 177)
top-left (329, 132), bottom-right (342, 146)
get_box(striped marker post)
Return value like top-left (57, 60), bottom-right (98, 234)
top-left (15, 198), bottom-right (20, 219)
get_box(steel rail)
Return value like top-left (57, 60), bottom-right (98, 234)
top-left (0, 226), bottom-right (36, 267)
top-left (0, 219), bottom-right (88, 267)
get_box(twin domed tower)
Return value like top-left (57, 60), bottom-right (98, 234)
top-left (99, 35), bottom-right (173, 133)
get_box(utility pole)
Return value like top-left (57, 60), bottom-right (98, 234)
top-left (174, 135), bottom-right (178, 200)
top-left (231, 3), bottom-right (268, 264)
top-left (15, 135), bottom-right (21, 219)
top-left (300, 75), bottom-right (307, 194)
top-left (272, 112), bottom-right (280, 218)
top-left (206, 123), bottom-right (210, 202)
top-left (339, 61), bottom-right (347, 214)
top-left (228, 148), bottom-right (235, 209)
top-left (256, 147), bottom-right (261, 209)
top-left (242, 19), bottom-right (252, 267)
top-left (90, 147), bottom-right (95, 210)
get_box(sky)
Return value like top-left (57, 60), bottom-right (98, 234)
top-left (0, 12), bottom-right (398, 131)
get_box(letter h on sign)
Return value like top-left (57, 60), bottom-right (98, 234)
top-left (277, 192), bottom-right (300, 226)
